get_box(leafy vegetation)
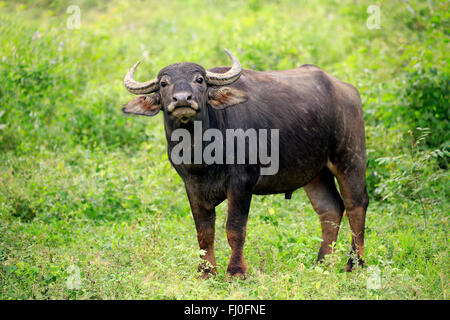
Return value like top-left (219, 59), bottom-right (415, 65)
top-left (0, 0), bottom-right (448, 299)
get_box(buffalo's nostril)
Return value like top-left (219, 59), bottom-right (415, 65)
top-left (173, 92), bottom-right (193, 104)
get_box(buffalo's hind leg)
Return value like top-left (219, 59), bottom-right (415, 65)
top-left (328, 155), bottom-right (369, 272)
top-left (305, 168), bottom-right (345, 263)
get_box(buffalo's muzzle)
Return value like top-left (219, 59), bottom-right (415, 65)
top-left (169, 93), bottom-right (199, 123)
top-left (167, 94), bottom-right (199, 114)
top-left (171, 107), bottom-right (197, 123)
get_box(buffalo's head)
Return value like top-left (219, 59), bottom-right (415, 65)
top-left (122, 49), bottom-right (248, 125)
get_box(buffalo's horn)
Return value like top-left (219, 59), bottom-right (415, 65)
top-left (124, 61), bottom-right (159, 94)
top-left (205, 49), bottom-right (242, 86)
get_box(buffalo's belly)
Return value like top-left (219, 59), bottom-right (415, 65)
top-left (252, 156), bottom-right (326, 195)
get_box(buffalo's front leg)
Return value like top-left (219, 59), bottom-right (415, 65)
top-left (226, 187), bottom-right (252, 278)
top-left (186, 188), bottom-right (217, 279)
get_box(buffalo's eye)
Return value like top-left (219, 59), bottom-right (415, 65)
top-left (196, 77), bottom-right (203, 84)
top-left (160, 81), bottom-right (168, 88)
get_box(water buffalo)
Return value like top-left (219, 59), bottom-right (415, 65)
top-left (122, 49), bottom-right (369, 278)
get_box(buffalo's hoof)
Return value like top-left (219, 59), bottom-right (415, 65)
top-left (226, 266), bottom-right (247, 280)
top-left (197, 264), bottom-right (217, 280)
top-left (198, 271), bottom-right (215, 280)
top-left (345, 257), bottom-right (364, 272)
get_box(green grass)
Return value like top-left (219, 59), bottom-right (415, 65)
top-left (0, 0), bottom-right (448, 299)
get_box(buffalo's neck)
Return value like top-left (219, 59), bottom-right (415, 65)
top-left (164, 109), bottom-right (218, 175)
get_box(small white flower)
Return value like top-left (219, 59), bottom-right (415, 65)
top-left (32, 30), bottom-right (42, 40)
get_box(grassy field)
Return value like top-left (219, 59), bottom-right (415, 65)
top-left (0, 0), bottom-right (448, 299)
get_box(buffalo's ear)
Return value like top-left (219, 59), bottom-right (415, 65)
top-left (122, 94), bottom-right (161, 116)
top-left (207, 87), bottom-right (248, 110)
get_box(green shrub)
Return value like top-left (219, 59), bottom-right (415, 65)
top-left (373, 128), bottom-right (449, 224)
top-left (398, 64), bottom-right (449, 150)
